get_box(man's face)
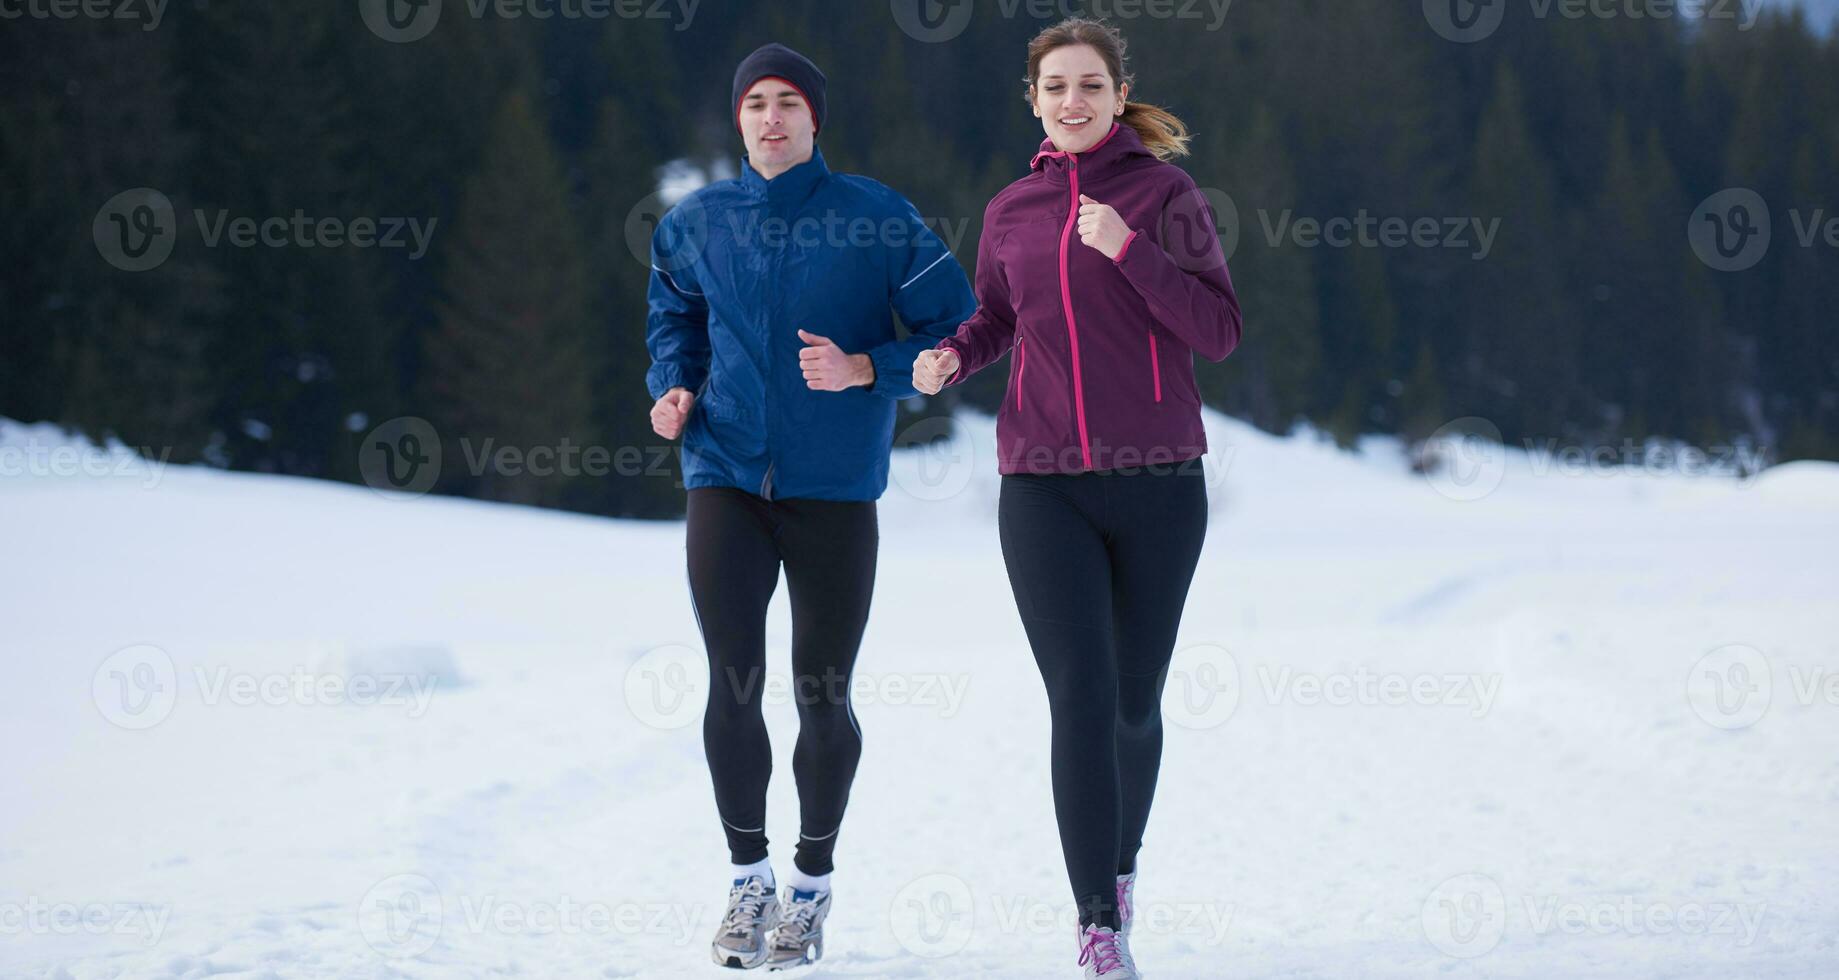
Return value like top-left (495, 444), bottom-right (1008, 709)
top-left (739, 77), bottom-right (815, 177)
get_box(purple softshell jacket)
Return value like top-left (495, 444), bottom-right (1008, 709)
top-left (936, 121), bottom-right (1242, 474)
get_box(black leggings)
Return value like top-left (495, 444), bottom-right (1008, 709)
top-left (686, 486), bottom-right (877, 877)
top-left (997, 461), bottom-right (1209, 930)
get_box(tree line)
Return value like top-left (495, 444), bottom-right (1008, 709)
top-left (2, 0), bottom-right (1833, 516)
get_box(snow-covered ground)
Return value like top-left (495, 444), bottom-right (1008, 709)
top-left (2, 411), bottom-right (1835, 978)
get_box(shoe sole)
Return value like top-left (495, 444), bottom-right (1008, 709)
top-left (765, 948), bottom-right (820, 970)
top-left (712, 946), bottom-right (769, 969)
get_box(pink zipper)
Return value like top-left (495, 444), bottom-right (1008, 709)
top-left (1058, 156), bottom-right (1093, 470)
top-left (1015, 335), bottom-right (1026, 411)
top-left (1148, 331), bottom-right (1161, 402)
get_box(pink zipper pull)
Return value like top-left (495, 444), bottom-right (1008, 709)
top-left (1015, 335), bottom-right (1026, 412)
top-left (1148, 331), bottom-right (1161, 403)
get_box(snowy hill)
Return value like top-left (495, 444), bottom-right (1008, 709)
top-left (2, 412), bottom-right (1835, 978)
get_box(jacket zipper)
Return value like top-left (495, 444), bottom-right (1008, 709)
top-left (1015, 335), bottom-right (1026, 412)
top-left (761, 197), bottom-right (779, 501)
top-left (1058, 155), bottom-right (1093, 470)
top-left (1148, 331), bottom-right (1162, 403)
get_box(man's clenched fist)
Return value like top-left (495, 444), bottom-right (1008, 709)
top-left (651, 387), bottom-right (695, 440)
top-left (798, 329), bottom-right (875, 391)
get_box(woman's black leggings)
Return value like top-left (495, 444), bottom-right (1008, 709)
top-left (685, 486), bottom-right (877, 877)
top-left (998, 461), bottom-right (1209, 930)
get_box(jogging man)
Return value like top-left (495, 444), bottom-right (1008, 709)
top-left (644, 42), bottom-right (976, 971)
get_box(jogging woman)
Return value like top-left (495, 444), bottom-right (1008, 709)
top-left (646, 42), bottom-right (977, 970)
top-left (912, 19), bottom-right (1241, 979)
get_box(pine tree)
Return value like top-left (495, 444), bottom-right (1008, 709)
top-left (1200, 105), bottom-right (1319, 434)
top-left (0, 18), bottom-right (218, 456)
top-left (581, 85), bottom-right (683, 518)
top-left (1464, 62), bottom-right (1579, 440)
top-left (1775, 137), bottom-right (1839, 458)
top-left (424, 91), bottom-right (597, 509)
top-left (176, 2), bottom-right (397, 477)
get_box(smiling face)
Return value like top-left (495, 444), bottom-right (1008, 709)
top-left (739, 77), bottom-right (815, 179)
top-left (1031, 43), bottom-right (1128, 154)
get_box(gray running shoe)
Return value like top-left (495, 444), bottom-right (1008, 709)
top-left (712, 875), bottom-right (779, 969)
top-left (766, 887), bottom-right (831, 970)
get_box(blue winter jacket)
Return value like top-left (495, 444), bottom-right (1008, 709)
top-left (645, 147), bottom-right (977, 501)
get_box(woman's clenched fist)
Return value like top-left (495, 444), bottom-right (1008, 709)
top-left (912, 348), bottom-right (961, 396)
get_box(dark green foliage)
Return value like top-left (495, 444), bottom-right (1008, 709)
top-left (1, 1), bottom-right (1833, 517)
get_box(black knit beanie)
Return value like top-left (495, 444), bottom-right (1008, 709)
top-left (731, 42), bottom-right (827, 136)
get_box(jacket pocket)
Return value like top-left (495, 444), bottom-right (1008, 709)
top-left (700, 391), bottom-right (750, 422)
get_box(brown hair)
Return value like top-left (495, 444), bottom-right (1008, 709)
top-left (1023, 17), bottom-right (1191, 161)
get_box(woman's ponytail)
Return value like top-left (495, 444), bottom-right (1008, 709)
top-left (1119, 101), bottom-right (1191, 161)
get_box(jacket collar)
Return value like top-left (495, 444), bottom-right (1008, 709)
top-left (1029, 121), bottom-right (1149, 184)
top-left (740, 145), bottom-right (829, 210)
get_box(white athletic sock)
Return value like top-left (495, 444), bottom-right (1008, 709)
top-left (784, 865), bottom-right (831, 896)
top-left (732, 857), bottom-right (774, 886)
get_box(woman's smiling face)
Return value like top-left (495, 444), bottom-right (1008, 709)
top-left (1031, 43), bottom-right (1127, 154)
